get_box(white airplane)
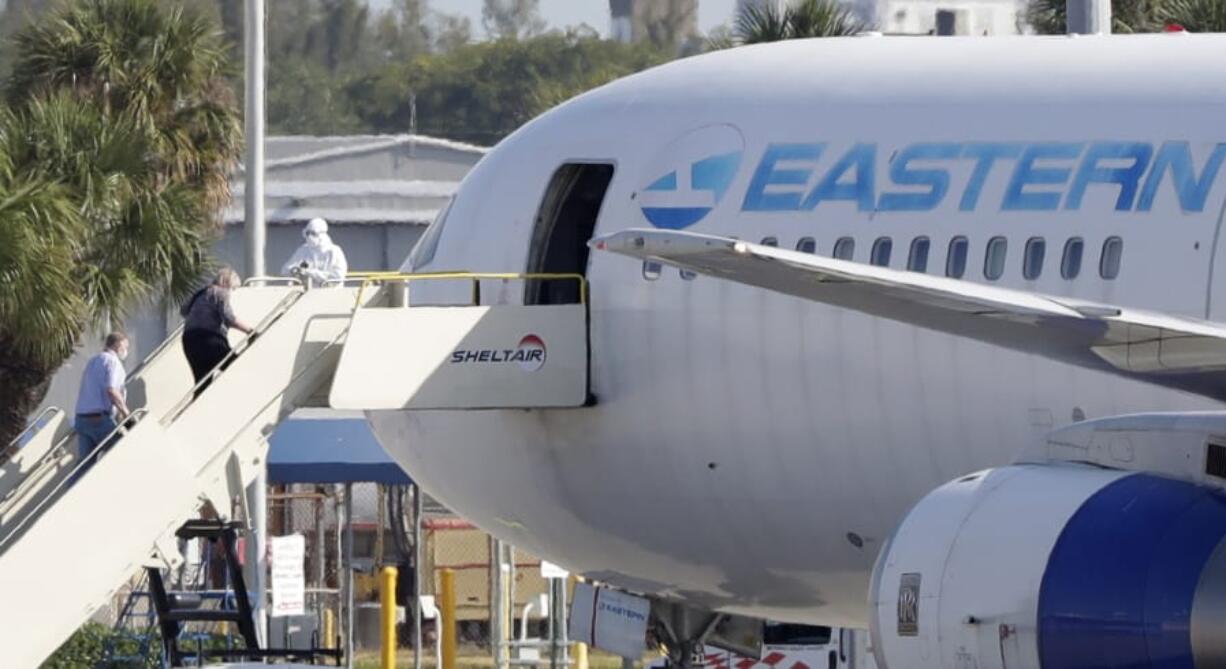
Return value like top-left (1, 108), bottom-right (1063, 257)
top-left (364, 33), bottom-right (1226, 669)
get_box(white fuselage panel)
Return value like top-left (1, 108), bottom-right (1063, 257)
top-left (368, 35), bottom-right (1226, 626)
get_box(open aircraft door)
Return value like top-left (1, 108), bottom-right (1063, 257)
top-left (329, 273), bottom-right (590, 410)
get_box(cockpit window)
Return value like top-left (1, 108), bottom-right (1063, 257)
top-left (408, 197), bottom-right (453, 270)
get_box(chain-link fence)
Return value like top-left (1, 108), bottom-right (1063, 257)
top-left (268, 484), bottom-right (344, 652)
top-left (82, 481), bottom-right (576, 668)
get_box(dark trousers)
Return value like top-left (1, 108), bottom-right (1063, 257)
top-left (183, 329), bottom-right (232, 397)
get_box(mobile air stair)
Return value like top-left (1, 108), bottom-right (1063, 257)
top-left (0, 273), bottom-right (589, 667)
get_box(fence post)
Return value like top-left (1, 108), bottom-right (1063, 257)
top-left (441, 567), bottom-right (458, 669)
top-left (381, 566), bottom-right (399, 669)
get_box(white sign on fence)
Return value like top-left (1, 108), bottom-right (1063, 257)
top-left (270, 534), bottom-right (306, 618)
top-left (569, 582), bottom-right (650, 659)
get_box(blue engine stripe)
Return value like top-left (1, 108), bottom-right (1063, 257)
top-left (1038, 473), bottom-right (1226, 669)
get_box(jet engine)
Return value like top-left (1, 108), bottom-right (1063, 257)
top-left (869, 464), bottom-right (1226, 669)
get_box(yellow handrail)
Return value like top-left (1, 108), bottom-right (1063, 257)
top-left (351, 271), bottom-right (588, 307)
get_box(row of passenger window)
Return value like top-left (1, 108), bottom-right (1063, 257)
top-left (643, 235), bottom-right (1123, 282)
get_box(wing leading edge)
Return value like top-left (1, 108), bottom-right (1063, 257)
top-left (591, 228), bottom-right (1226, 404)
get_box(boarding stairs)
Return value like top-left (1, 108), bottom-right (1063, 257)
top-left (0, 273), bottom-right (588, 668)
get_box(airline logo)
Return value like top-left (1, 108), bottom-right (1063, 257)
top-left (742, 141), bottom-right (1226, 214)
top-left (516, 335), bottom-right (546, 372)
top-left (641, 139), bottom-right (1226, 229)
top-left (449, 334), bottom-right (546, 371)
top-left (639, 125), bottom-right (745, 230)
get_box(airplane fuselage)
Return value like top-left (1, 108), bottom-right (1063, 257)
top-left (368, 34), bottom-right (1226, 627)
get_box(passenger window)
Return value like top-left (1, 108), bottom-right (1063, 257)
top-left (679, 268), bottom-right (696, 281)
top-left (870, 237), bottom-right (893, 267)
top-left (643, 260), bottom-right (662, 281)
top-left (907, 237), bottom-right (930, 273)
top-left (1023, 237), bottom-right (1045, 280)
top-left (761, 236), bottom-right (779, 247)
top-left (796, 237), bottom-right (817, 254)
top-left (984, 236), bottom-right (1007, 280)
top-left (1100, 237), bottom-right (1123, 279)
top-left (1060, 238), bottom-right (1083, 279)
top-left (833, 237), bottom-right (855, 261)
top-left (946, 236), bottom-right (968, 278)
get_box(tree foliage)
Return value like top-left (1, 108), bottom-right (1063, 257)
top-left (1163, 0), bottom-right (1226, 31)
top-left (481, 0), bottom-right (547, 40)
top-left (8, 0), bottom-right (242, 213)
top-left (344, 31), bottom-right (667, 144)
top-left (0, 0), bottom-right (241, 445)
top-left (714, 0), bottom-right (866, 48)
top-left (1024, 0), bottom-right (1176, 33)
top-left (639, 0), bottom-right (701, 54)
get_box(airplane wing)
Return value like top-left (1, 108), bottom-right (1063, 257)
top-left (591, 228), bottom-right (1226, 403)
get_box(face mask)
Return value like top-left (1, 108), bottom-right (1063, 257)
top-left (117, 346), bottom-right (129, 361)
top-left (306, 233), bottom-right (323, 249)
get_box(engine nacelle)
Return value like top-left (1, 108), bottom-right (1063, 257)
top-left (870, 464), bottom-right (1226, 669)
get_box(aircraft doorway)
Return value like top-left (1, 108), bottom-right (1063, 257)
top-left (525, 163), bottom-right (614, 305)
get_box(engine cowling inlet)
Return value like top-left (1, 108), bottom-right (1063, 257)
top-left (869, 464), bottom-right (1226, 669)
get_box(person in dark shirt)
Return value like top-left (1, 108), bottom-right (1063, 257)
top-left (180, 267), bottom-right (254, 396)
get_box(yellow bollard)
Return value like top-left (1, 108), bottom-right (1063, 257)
top-left (441, 568), bottom-right (458, 669)
top-left (571, 576), bottom-right (588, 669)
top-left (575, 642), bottom-right (589, 669)
top-left (381, 566), bottom-right (399, 669)
top-left (323, 609), bottom-right (336, 650)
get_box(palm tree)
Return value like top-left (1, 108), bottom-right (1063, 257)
top-left (0, 0), bottom-right (241, 445)
top-left (1162, 0), bottom-right (1226, 31)
top-left (0, 117), bottom-right (85, 444)
top-left (1025, 0), bottom-right (1172, 33)
top-left (715, 0), bottom-right (866, 48)
top-left (784, 0), bottom-right (867, 38)
top-left (7, 0), bottom-right (242, 214)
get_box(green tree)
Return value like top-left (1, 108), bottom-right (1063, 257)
top-left (433, 11), bottom-right (474, 53)
top-left (0, 106), bottom-right (86, 445)
top-left (1025, 0), bottom-right (1170, 33)
top-left (481, 0), bottom-right (547, 40)
top-left (640, 0), bottom-right (700, 53)
top-left (346, 31), bottom-right (666, 144)
top-left (0, 0), bottom-right (241, 445)
top-left (0, 0), bottom-right (52, 76)
top-left (1162, 0), bottom-right (1226, 31)
top-left (715, 0), bottom-right (866, 48)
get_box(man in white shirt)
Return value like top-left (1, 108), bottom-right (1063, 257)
top-left (73, 332), bottom-right (131, 474)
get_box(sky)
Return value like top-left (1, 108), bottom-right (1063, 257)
top-left (369, 0), bottom-right (741, 37)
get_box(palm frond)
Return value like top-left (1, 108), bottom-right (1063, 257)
top-left (736, 4), bottom-right (791, 44)
top-left (0, 144), bottom-right (87, 368)
top-left (787, 0), bottom-right (866, 37)
top-left (1025, 0), bottom-right (1173, 34)
top-left (731, 0), bottom-right (868, 46)
top-left (1162, 0), bottom-right (1226, 31)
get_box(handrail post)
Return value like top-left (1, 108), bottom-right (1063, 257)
top-left (5, 406), bottom-right (62, 452)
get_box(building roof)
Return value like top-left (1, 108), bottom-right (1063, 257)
top-left (225, 134), bottom-right (486, 226)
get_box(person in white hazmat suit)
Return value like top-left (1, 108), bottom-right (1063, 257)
top-left (282, 218), bottom-right (348, 287)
